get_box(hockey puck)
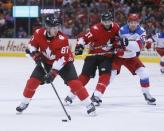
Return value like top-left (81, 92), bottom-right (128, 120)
top-left (62, 119), bottom-right (68, 122)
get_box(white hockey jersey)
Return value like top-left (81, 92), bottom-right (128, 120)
top-left (119, 24), bottom-right (146, 58)
top-left (153, 32), bottom-right (164, 48)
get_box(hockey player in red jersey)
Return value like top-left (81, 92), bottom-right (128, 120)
top-left (16, 14), bottom-right (96, 115)
top-left (110, 13), bottom-right (156, 105)
top-left (64, 12), bottom-right (121, 106)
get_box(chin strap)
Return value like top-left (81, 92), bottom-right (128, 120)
top-left (104, 25), bottom-right (112, 30)
top-left (45, 31), bottom-right (54, 41)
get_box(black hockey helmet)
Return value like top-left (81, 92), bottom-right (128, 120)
top-left (101, 12), bottom-right (113, 22)
top-left (45, 14), bottom-right (62, 27)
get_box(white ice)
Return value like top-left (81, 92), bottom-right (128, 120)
top-left (0, 57), bottom-right (164, 131)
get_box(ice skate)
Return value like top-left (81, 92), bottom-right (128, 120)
top-left (91, 94), bottom-right (102, 106)
top-left (64, 96), bottom-right (73, 106)
top-left (86, 103), bottom-right (96, 116)
top-left (16, 102), bottom-right (29, 113)
top-left (160, 68), bottom-right (164, 74)
top-left (64, 92), bottom-right (76, 106)
top-left (143, 93), bottom-right (156, 105)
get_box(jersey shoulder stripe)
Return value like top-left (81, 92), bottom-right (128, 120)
top-left (120, 24), bottom-right (145, 35)
top-left (158, 32), bottom-right (164, 38)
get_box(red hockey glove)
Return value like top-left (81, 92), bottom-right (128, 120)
top-left (44, 69), bottom-right (58, 83)
top-left (112, 36), bottom-right (120, 48)
top-left (145, 41), bottom-right (152, 49)
top-left (31, 51), bottom-right (42, 65)
top-left (75, 44), bottom-right (84, 55)
top-left (115, 48), bottom-right (124, 56)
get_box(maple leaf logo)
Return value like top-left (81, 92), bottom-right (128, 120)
top-left (42, 47), bottom-right (56, 60)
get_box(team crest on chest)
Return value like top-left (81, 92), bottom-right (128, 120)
top-left (42, 47), bottom-right (56, 60)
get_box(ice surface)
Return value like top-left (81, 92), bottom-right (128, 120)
top-left (0, 57), bottom-right (163, 131)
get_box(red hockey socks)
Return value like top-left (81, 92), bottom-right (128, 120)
top-left (78, 74), bottom-right (90, 86)
top-left (67, 80), bottom-right (89, 101)
top-left (23, 77), bottom-right (41, 98)
top-left (96, 73), bottom-right (110, 94)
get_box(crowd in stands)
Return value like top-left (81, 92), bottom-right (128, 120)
top-left (0, 0), bottom-right (164, 38)
top-left (0, 0), bottom-right (13, 38)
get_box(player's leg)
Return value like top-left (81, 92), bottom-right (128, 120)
top-left (156, 47), bottom-right (164, 73)
top-left (125, 57), bottom-right (156, 105)
top-left (91, 56), bottom-right (112, 106)
top-left (79, 56), bottom-right (98, 85)
top-left (110, 56), bottom-right (122, 82)
top-left (64, 56), bottom-right (97, 105)
top-left (16, 64), bottom-right (52, 112)
top-left (160, 56), bottom-right (164, 73)
top-left (135, 67), bottom-right (156, 105)
top-left (60, 62), bottom-right (96, 115)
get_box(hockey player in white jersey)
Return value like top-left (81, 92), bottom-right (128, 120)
top-left (154, 31), bottom-right (164, 73)
top-left (111, 13), bottom-right (156, 105)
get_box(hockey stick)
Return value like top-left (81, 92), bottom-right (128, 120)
top-left (25, 49), bottom-right (71, 121)
top-left (75, 51), bottom-right (115, 58)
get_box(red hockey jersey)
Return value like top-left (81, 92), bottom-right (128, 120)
top-left (82, 22), bottom-right (120, 57)
top-left (29, 28), bottom-right (73, 65)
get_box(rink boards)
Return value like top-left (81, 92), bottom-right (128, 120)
top-left (0, 38), bottom-right (160, 63)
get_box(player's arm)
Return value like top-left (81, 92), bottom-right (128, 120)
top-left (144, 33), bottom-right (155, 50)
top-left (28, 29), bottom-right (40, 52)
top-left (75, 28), bottom-right (95, 55)
top-left (44, 39), bottom-right (72, 83)
top-left (139, 29), bottom-right (153, 50)
top-left (27, 29), bottom-right (42, 64)
top-left (53, 37), bottom-right (73, 69)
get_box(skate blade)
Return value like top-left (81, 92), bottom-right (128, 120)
top-left (92, 102), bottom-right (101, 107)
top-left (147, 101), bottom-right (156, 105)
top-left (88, 111), bottom-right (97, 117)
top-left (63, 101), bottom-right (72, 106)
top-left (16, 111), bottom-right (23, 115)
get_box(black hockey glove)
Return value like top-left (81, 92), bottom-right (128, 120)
top-left (120, 37), bottom-right (129, 48)
top-left (31, 51), bottom-right (42, 65)
top-left (75, 44), bottom-right (84, 55)
top-left (44, 69), bottom-right (58, 83)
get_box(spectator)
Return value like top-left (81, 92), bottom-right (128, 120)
top-left (62, 19), bottom-right (73, 38)
top-left (16, 27), bottom-right (27, 38)
top-left (0, 14), bottom-right (5, 27)
top-left (0, 0), bottom-right (164, 38)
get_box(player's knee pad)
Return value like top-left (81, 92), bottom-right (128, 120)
top-left (135, 67), bottom-right (149, 79)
